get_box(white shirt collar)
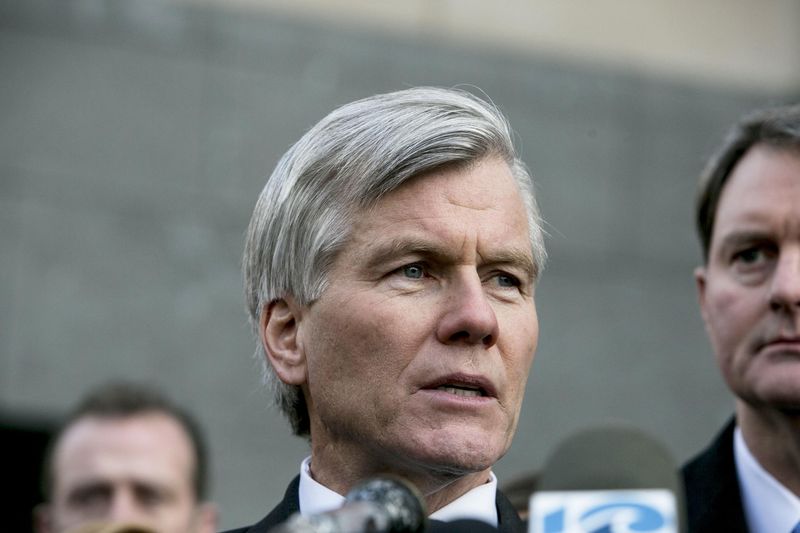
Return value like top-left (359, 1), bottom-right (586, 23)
top-left (429, 471), bottom-right (498, 526)
top-left (298, 456), bottom-right (499, 527)
top-left (734, 426), bottom-right (800, 533)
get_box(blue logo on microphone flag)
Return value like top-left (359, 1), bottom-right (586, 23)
top-left (528, 489), bottom-right (677, 533)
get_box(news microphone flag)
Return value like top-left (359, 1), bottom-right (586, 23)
top-left (528, 425), bottom-right (685, 533)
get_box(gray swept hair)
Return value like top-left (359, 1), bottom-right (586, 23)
top-left (243, 86), bottom-right (546, 437)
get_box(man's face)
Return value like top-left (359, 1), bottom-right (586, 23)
top-left (296, 157), bottom-right (538, 479)
top-left (696, 145), bottom-right (800, 410)
top-left (42, 413), bottom-right (214, 533)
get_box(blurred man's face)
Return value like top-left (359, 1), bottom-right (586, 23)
top-left (696, 145), bottom-right (800, 410)
top-left (294, 157), bottom-right (539, 490)
top-left (41, 413), bottom-right (215, 533)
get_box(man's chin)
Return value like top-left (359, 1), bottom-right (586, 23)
top-left (777, 407), bottom-right (800, 420)
top-left (398, 436), bottom-right (507, 477)
top-left (770, 395), bottom-right (800, 416)
top-left (423, 454), bottom-right (495, 477)
top-left (739, 384), bottom-right (800, 414)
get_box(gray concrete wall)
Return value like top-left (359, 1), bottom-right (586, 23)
top-left (1, 0), bottom-right (794, 528)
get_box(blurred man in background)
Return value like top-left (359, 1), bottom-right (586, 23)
top-left (683, 104), bottom-right (800, 533)
top-left (231, 86), bottom-right (546, 532)
top-left (35, 381), bottom-right (217, 533)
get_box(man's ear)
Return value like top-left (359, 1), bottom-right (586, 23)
top-left (195, 502), bottom-right (219, 533)
top-left (259, 297), bottom-right (307, 385)
top-left (694, 265), bottom-right (709, 324)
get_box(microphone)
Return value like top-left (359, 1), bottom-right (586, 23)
top-left (528, 425), bottom-right (685, 533)
top-left (269, 476), bottom-right (426, 533)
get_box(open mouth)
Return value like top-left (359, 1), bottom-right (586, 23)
top-left (759, 337), bottom-right (800, 352)
top-left (435, 384), bottom-right (487, 397)
top-left (424, 374), bottom-right (496, 399)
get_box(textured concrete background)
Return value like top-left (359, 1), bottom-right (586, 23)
top-left (1, 0), bottom-right (795, 528)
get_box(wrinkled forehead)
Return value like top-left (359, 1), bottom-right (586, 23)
top-left (356, 157), bottom-right (534, 238)
top-left (342, 158), bottom-right (535, 274)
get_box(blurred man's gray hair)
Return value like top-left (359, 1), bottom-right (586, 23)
top-left (243, 86), bottom-right (546, 436)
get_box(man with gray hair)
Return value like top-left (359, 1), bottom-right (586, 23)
top-left (682, 104), bottom-right (800, 533)
top-left (228, 87), bottom-right (546, 532)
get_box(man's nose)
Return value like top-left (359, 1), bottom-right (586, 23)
top-left (769, 247), bottom-right (800, 312)
top-left (107, 490), bottom-right (147, 524)
top-left (436, 273), bottom-right (499, 347)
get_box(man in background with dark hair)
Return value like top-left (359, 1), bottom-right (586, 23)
top-left (683, 104), bottom-right (800, 533)
top-left (35, 381), bottom-right (217, 533)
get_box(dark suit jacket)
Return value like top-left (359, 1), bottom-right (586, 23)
top-left (681, 418), bottom-right (749, 533)
top-left (222, 475), bottom-right (525, 533)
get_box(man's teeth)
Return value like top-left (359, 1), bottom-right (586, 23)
top-left (436, 385), bottom-right (483, 397)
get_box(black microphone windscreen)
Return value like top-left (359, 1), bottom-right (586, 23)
top-left (269, 475), bottom-right (426, 533)
top-left (345, 476), bottom-right (427, 532)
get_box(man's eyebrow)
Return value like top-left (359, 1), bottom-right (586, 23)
top-left (364, 237), bottom-right (538, 280)
top-left (489, 248), bottom-right (539, 281)
top-left (717, 230), bottom-right (772, 251)
top-left (713, 230), bottom-right (778, 262)
top-left (67, 481), bottom-right (112, 500)
top-left (363, 238), bottom-right (448, 269)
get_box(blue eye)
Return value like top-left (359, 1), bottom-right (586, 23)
top-left (402, 264), bottom-right (425, 279)
top-left (496, 273), bottom-right (520, 288)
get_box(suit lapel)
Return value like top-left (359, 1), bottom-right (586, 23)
top-left (682, 419), bottom-right (749, 533)
top-left (245, 475), bottom-right (302, 533)
top-left (496, 488), bottom-right (526, 533)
